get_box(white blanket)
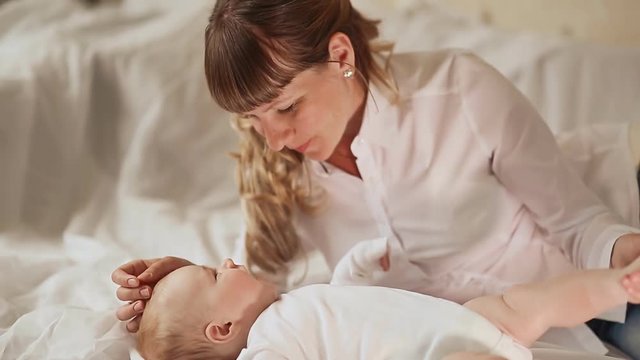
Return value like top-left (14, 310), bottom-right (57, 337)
top-left (1, 0), bottom-right (639, 359)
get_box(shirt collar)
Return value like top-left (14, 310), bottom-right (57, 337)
top-left (357, 79), bottom-right (396, 149)
top-left (308, 78), bottom-right (398, 177)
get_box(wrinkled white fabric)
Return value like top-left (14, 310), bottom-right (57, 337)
top-left (3, 0), bottom-right (640, 359)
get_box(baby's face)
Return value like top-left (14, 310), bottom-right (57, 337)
top-left (154, 259), bottom-right (269, 321)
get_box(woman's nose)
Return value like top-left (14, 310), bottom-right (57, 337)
top-left (264, 131), bottom-right (280, 151)
top-left (261, 116), bottom-right (294, 151)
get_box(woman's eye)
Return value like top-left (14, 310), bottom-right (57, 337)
top-left (277, 102), bottom-right (296, 114)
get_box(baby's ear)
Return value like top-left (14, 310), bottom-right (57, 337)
top-left (204, 321), bottom-right (235, 344)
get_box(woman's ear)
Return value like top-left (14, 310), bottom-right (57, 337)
top-left (327, 32), bottom-right (356, 70)
top-left (204, 321), bottom-right (236, 344)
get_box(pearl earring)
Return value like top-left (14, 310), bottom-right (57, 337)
top-left (343, 68), bottom-right (354, 79)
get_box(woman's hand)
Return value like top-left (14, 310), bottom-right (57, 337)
top-left (611, 233), bottom-right (640, 269)
top-left (111, 256), bottom-right (193, 332)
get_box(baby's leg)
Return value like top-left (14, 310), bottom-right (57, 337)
top-left (464, 256), bottom-right (640, 347)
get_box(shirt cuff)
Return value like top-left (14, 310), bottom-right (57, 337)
top-left (589, 224), bottom-right (640, 270)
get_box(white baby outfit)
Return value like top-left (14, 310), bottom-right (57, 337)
top-left (237, 284), bottom-right (531, 360)
top-left (237, 239), bottom-right (531, 360)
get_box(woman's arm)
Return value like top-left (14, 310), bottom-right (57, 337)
top-left (612, 233), bottom-right (640, 268)
top-left (455, 52), bottom-right (640, 270)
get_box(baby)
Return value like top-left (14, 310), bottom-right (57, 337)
top-left (135, 241), bottom-right (640, 360)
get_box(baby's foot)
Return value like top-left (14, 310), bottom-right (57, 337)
top-left (622, 256), bottom-right (640, 304)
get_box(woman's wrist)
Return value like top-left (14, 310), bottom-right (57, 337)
top-left (611, 233), bottom-right (640, 268)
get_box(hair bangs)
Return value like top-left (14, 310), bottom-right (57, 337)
top-left (205, 21), bottom-right (308, 114)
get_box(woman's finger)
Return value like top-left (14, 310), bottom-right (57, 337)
top-left (116, 301), bottom-right (145, 321)
top-left (115, 285), bottom-right (152, 302)
top-left (137, 256), bottom-right (193, 283)
top-left (126, 316), bottom-right (142, 333)
top-left (111, 258), bottom-right (159, 287)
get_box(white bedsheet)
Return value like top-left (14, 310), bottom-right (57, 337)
top-left (1, 0), bottom-right (639, 359)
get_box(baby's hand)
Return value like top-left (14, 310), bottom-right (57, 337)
top-left (331, 237), bottom-right (390, 286)
top-left (379, 250), bottom-right (390, 271)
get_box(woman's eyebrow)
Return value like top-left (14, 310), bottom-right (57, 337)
top-left (268, 96), bottom-right (293, 110)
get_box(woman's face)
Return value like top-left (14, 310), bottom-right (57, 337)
top-left (242, 63), bottom-right (365, 161)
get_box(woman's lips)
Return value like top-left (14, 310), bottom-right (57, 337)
top-left (295, 139), bottom-right (311, 153)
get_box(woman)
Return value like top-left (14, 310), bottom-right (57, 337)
top-left (111, 0), bottom-right (640, 355)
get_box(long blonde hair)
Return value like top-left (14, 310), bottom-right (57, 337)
top-left (204, 0), bottom-right (395, 273)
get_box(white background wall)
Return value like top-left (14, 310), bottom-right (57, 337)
top-left (430, 0), bottom-right (640, 46)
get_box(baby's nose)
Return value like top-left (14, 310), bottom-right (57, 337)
top-left (223, 258), bottom-right (238, 269)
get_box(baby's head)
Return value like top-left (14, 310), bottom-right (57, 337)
top-left (137, 259), bottom-right (278, 360)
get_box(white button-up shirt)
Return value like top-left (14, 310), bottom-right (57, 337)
top-left (237, 50), bottom-right (640, 353)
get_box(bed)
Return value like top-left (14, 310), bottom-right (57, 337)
top-left (1, 0), bottom-right (640, 359)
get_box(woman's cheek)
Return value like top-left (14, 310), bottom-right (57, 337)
top-left (295, 111), bottom-right (313, 135)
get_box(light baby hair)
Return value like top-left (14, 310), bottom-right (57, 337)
top-left (137, 301), bottom-right (231, 360)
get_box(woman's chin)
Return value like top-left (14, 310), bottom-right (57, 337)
top-left (303, 147), bottom-right (331, 162)
top-left (304, 152), bottom-right (325, 161)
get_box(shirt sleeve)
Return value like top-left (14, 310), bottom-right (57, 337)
top-left (454, 52), bottom-right (638, 270)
